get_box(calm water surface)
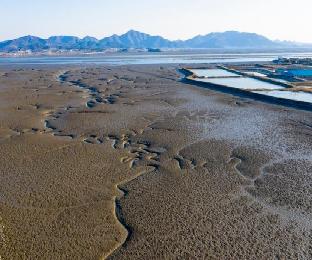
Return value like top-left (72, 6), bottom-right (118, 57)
top-left (195, 77), bottom-right (285, 90)
top-left (287, 69), bottom-right (312, 77)
top-left (1, 52), bottom-right (312, 65)
top-left (253, 90), bottom-right (312, 103)
top-left (190, 69), bottom-right (239, 77)
top-left (191, 68), bottom-right (312, 104)
top-left (244, 71), bottom-right (267, 77)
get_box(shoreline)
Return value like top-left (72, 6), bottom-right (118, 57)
top-left (2, 47), bottom-right (312, 58)
top-left (1, 50), bottom-right (312, 67)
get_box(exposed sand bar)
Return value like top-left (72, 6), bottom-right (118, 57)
top-left (0, 64), bottom-right (312, 259)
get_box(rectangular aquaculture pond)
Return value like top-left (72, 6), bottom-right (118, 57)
top-left (252, 90), bottom-right (312, 103)
top-left (190, 69), bottom-right (239, 78)
top-left (195, 77), bottom-right (285, 90)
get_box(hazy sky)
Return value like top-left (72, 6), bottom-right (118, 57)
top-left (1, 0), bottom-right (311, 42)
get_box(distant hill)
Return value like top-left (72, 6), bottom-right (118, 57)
top-left (183, 31), bottom-right (279, 48)
top-left (0, 36), bottom-right (48, 52)
top-left (0, 30), bottom-right (306, 52)
top-left (98, 30), bottom-right (178, 49)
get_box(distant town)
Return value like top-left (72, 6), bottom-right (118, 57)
top-left (273, 57), bottom-right (312, 66)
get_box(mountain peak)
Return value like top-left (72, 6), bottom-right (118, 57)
top-left (125, 29), bottom-right (145, 34)
top-left (122, 30), bottom-right (150, 38)
top-left (82, 36), bottom-right (98, 41)
top-left (19, 35), bottom-right (43, 41)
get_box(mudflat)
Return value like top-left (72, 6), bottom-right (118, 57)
top-left (0, 64), bottom-right (312, 259)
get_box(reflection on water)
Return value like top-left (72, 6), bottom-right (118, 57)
top-left (0, 55), bottom-right (272, 65)
top-left (244, 71), bottom-right (267, 77)
top-left (190, 69), bottom-right (239, 77)
top-left (194, 77), bottom-right (284, 90)
top-left (190, 67), bottom-right (312, 104)
top-left (1, 52), bottom-right (312, 65)
top-left (253, 90), bottom-right (312, 103)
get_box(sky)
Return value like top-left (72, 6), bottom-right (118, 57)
top-left (1, 0), bottom-right (311, 42)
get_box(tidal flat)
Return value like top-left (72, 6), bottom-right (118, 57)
top-left (0, 64), bottom-right (312, 259)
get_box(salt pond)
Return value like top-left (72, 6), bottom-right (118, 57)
top-left (189, 68), bottom-right (312, 105)
top-left (244, 71), bottom-right (267, 77)
top-left (253, 90), bottom-right (312, 103)
top-left (194, 76), bottom-right (284, 90)
top-left (190, 69), bottom-right (239, 77)
top-left (287, 69), bottom-right (312, 77)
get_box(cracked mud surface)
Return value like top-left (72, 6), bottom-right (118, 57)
top-left (0, 65), bottom-right (312, 259)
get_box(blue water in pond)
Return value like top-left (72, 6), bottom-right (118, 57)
top-left (288, 69), bottom-right (312, 77)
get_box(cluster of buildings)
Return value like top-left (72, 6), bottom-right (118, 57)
top-left (273, 57), bottom-right (312, 66)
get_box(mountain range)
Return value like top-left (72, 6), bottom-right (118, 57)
top-left (0, 30), bottom-right (309, 52)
